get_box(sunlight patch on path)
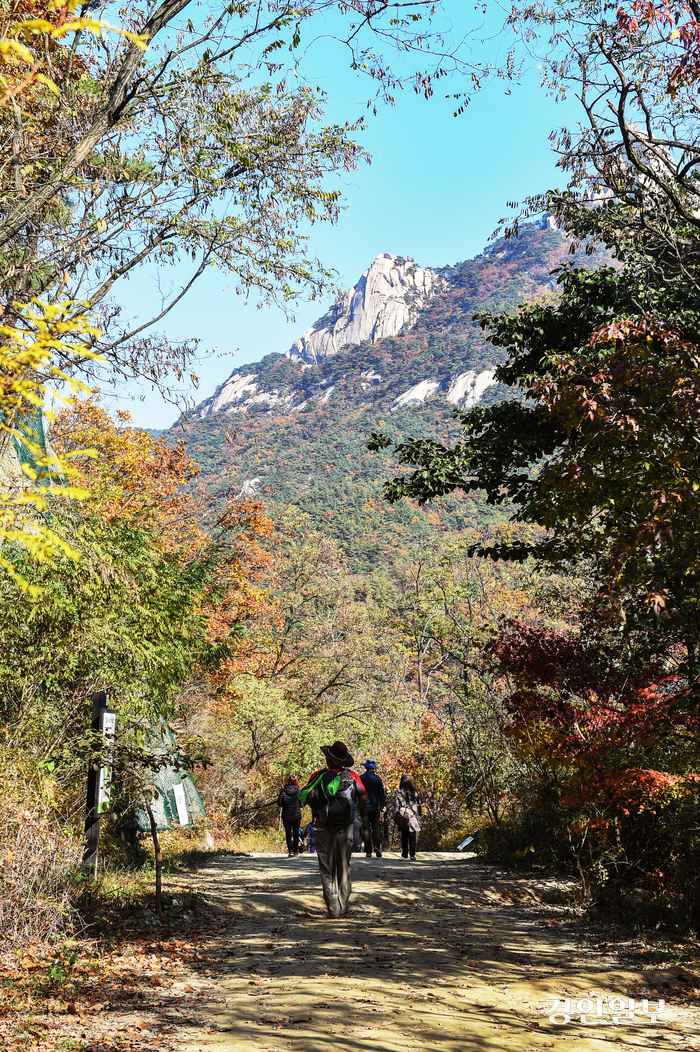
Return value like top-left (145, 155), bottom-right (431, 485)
top-left (174, 853), bottom-right (696, 1052)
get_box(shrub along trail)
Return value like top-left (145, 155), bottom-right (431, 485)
top-left (5, 852), bottom-right (700, 1051)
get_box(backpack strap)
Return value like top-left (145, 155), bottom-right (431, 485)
top-left (299, 771), bottom-right (326, 807)
top-left (322, 771), bottom-right (341, 799)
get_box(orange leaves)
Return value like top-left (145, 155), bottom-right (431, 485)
top-left (51, 397), bottom-right (200, 534)
top-left (614, 0), bottom-right (700, 95)
top-left (50, 395), bottom-right (279, 705)
top-left (0, 0), bottom-right (147, 110)
top-left (589, 314), bottom-right (698, 359)
top-left (51, 397), bottom-right (278, 638)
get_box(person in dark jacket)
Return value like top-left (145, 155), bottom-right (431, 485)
top-left (360, 759), bottom-right (386, 858)
top-left (278, 775), bottom-right (302, 856)
top-left (393, 773), bottom-right (422, 860)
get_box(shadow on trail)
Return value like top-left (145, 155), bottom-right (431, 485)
top-left (169, 853), bottom-right (678, 1052)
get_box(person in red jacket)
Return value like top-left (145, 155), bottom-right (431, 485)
top-left (304, 741), bottom-right (367, 917)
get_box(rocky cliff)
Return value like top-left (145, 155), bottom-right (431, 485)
top-left (287, 253), bottom-right (438, 364)
top-left (196, 251), bottom-right (491, 419)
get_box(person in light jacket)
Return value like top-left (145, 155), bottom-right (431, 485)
top-left (278, 775), bottom-right (302, 856)
top-left (393, 774), bottom-right (422, 861)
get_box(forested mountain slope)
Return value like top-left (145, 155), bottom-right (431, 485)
top-left (173, 225), bottom-right (604, 569)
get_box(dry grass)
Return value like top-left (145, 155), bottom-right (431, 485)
top-left (0, 796), bottom-right (82, 949)
top-left (227, 826), bottom-right (284, 854)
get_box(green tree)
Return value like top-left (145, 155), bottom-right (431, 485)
top-left (370, 0), bottom-right (700, 676)
top-left (0, 0), bottom-right (477, 397)
top-left (390, 531), bottom-right (584, 824)
top-left (372, 246), bottom-right (700, 670)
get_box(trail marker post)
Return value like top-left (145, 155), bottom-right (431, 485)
top-left (83, 692), bottom-right (116, 869)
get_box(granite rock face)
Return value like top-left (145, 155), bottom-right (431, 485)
top-left (389, 369), bottom-right (497, 412)
top-left (446, 369), bottom-right (497, 407)
top-left (194, 252), bottom-right (502, 421)
top-left (287, 253), bottom-right (438, 364)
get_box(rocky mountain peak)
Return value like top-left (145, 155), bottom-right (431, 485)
top-left (287, 253), bottom-right (438, 364)
top-left (191, 228), bottom-right (581, 423)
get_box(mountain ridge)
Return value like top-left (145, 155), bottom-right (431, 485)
top-left (287, 252), bottom-right (439, 364)
top-left (174, 225), bottom-right (608, 570)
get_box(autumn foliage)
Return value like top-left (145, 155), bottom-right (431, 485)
top-left (489, 613), bottom-right (700, 913)
top-left (51, 396), bottom-right (277, 640)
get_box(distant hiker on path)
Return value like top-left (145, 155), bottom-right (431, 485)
top-left (352, 814), bottom-right (364, 852)
top-left (360, 759), bottom-right (386, 858)
top-left (278, 775), bottom-right (302, 857)
top-left (394, 774), bottom-right (422, 861)
top-left (300, 740), bottom-right (367, 918)
top-left (301, 818), bottom-right (316, 854)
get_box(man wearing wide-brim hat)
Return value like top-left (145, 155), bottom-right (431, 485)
top-left (304, 741), bottom-right (367, 917)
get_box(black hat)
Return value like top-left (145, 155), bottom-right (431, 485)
top-left (320, 740), bottom-right (354, 767)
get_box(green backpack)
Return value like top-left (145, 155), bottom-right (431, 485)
top-left (299, 768), bottom-right (357, 829)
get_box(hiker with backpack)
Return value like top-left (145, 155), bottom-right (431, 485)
top-left (299, 740), bottom-right (367, 918)
top-left (277, 775), bottom-right (302, 857)
top-left (393, 774), bottom-right (422, 861)
top-left (359, 759), bottom-right (386, 859)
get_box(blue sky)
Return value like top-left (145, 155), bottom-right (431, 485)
top-left (113, 11), bottom-right (578, 429)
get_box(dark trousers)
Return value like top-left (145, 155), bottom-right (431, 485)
top-left (362, 806), bottom-right (381, 853)
top-left (284, 820), bottom-right (300, 853)
top-left (401, 829), bottom-right (417, 858)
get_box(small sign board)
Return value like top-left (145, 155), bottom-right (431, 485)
top-left (172, 782), bottom-right (189, 826)
top-left (97, 709), bottom-right (116, 815)
top-left (458, 835), bottom-right (476, 851)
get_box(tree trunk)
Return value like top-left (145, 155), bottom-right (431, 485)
top-left (144, 798), bottom-right (162, 917)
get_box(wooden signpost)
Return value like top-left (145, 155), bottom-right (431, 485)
top-left (84, 691), bottom-right (116, 868)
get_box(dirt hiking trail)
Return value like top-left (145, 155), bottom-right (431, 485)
top-left (156, 851), bottom-right (700, 1052)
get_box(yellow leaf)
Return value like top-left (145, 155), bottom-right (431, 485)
top-left (34, 73), bottom-right (60, 96)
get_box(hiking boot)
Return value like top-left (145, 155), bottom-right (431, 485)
top-left (375, 850), bottom-right (382, 858)
top-left (401, 854), bottom-right (408, 860)
top-left (365, 852), bottom-right (372, 858)
top-left (409, 856), bottom-right (417, 861)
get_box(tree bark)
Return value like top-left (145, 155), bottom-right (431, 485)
top-left (0, 0), bottom-right (193, 249)
top-left (144, 797), bottom-right (163, 917)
